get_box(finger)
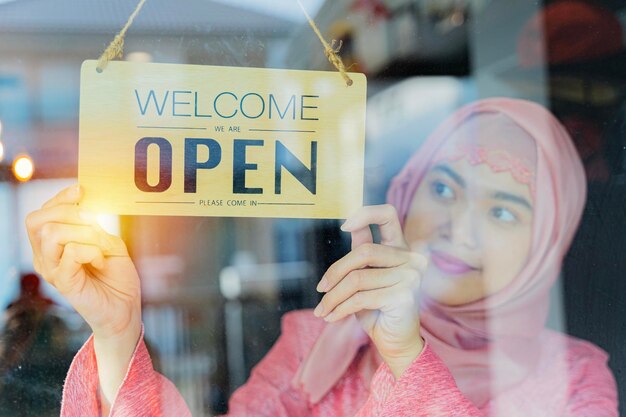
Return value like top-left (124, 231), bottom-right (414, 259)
top-left (52, 243), bottom-right (104, 294)
top-left (42, 184), bottom-right (82, 209)
top-left (40, 225), bottom-right (63, 275)
top-left (324, 285), bottom-right (413, 323)
top-left (25, 204), bottom-right (90, 261)
top-left (349, 226), bottom-right (373, 251)
top-left (314, 267), bottom-right (411, 317)
top-left (48, 221), bottom-right (125, 257)
top-left (317, 243), bottom-right (421, 292)
top-left (90, 222), bottom-right (129, 257)
top-left (342, 204), bottom-right (406, 249)
top-left (39, 223), bottom-right (115, 274)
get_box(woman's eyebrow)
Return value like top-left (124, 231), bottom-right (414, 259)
top-left (432, 165), bottom-right (466, 188)
top-left (431, 165), bottom-right (533, 210)
top-left (491, 191), bottom-right (533, 211)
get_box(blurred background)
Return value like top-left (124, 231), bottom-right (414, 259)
top-left (0, 0), bottom-right (625, 415)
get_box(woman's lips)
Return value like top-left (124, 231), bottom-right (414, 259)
top-left (430, 250), bottom-right (477, 275)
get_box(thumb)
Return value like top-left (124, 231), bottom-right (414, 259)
top-left (348, 225), bottom-right (373, 250)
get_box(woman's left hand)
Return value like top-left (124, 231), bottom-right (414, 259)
top-left (313, 204), bottom-right (428, 378)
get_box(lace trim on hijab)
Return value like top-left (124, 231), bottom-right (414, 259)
top-left (434, 143), bottom-right (536, 197)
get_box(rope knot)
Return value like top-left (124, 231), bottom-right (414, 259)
top-left (324, 39), bottom-right (344, 59)
top-left (297, 0), bottom-right (354, 87)
top-left (96, 0), bottom-right (146, 73)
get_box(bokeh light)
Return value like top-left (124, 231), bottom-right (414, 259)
top-left (126, 51), bottom-right (153, 63)
top-left (12, 154), bottom-right (34, 182)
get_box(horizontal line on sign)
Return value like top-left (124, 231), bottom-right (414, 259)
top-left (256, 202), bottom-right (316, 206)
top-left (249, 128), bottom-right (316, 133)
top-left (137, 126), bottom-right (207, 130)
top-left (135, 201), bottom-right (196, 204)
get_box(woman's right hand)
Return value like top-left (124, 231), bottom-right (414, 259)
top-left (24, 184), bottom-right (142, 342)
top-left (26, 184), bottom-right (143, 409)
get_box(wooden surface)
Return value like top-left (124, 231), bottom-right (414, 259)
top-left (78, 60), bottom-right (366, 219)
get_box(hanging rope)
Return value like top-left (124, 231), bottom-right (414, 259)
top-left (296, 0), bottom-right (354, 86)
top-left (95, 0), bottom-right (353, 86)
top-left (96, 0), bottom-right (147, 72)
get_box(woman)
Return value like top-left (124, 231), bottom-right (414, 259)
top-left (25, 98), bottom-right (618, 416)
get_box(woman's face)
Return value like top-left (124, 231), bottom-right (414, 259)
top-left (403, 157), bottom-right (534, 306)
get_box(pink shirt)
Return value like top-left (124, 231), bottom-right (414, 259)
top-left (60, 309), bottom-right (618, 417)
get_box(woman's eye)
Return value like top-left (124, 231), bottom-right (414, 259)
top-left (490, 207), bottom-right (518, 224)
top-left (430, 180), bottom-right (455, 201)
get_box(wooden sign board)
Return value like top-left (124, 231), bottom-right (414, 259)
top-left (78, 60), bottom-right (366, 218)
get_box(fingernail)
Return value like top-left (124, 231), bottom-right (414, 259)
top-left (340, 219), bottom-right (353, 231)
top-left (316, 278), bottom-right (328, 292)
top-left (313, 303), bottom-right (324, 317)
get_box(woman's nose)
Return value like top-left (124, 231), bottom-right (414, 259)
top-left (440, 204), bottom-right (479, 249)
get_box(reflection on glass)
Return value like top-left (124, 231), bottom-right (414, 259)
top-left (2, 0), bottom-right (625, 415)
top-left (0, 274), bottom-right (73, 417)
top-left (22, 99), bottom-right (618, 416)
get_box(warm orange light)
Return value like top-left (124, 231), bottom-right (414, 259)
top-left (12, 155), bottom-right (34, 182)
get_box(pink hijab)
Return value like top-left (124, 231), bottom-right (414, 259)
top-left (292, 98), bottom-right (587, 407)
